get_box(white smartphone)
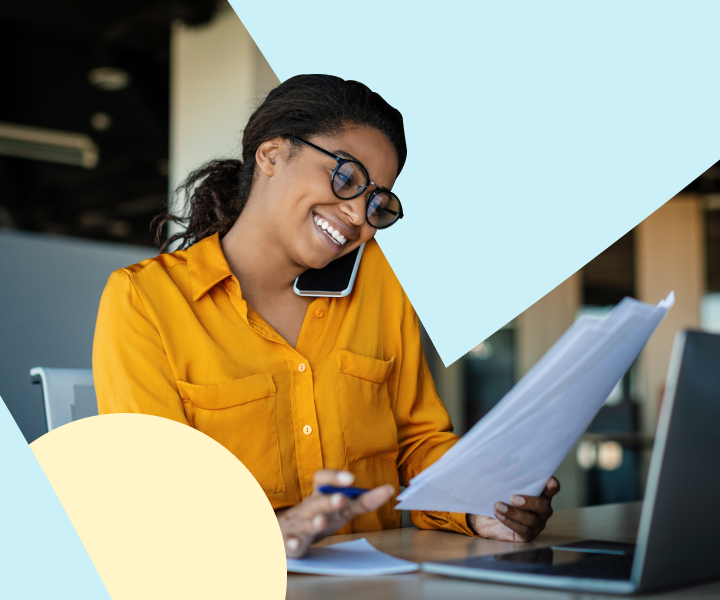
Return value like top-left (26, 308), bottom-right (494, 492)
top-left (293, 243), bottom-right (365, 297)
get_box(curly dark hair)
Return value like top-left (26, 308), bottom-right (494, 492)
top-left (155, 74), bottom-right (407, 253)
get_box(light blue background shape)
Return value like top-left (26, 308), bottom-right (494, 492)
top-left (232, 1), bottom-right (720, 365)
top-left (0, 396), bottom-right (110, 598)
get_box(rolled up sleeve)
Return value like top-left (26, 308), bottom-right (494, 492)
top-left (92, 269), bottom-right (189, 425)
top-left (390, 292), bottom-right (475, 536)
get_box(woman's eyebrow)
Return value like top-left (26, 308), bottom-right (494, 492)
top-left (333, 149), bottom-right (363, 163)
top-left (333, 148), bottom-right (392, 188)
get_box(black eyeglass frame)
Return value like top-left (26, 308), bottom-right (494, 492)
top-left (290, 137), bottom-right (404, 230)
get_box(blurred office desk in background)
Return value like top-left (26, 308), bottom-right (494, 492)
top-left (287, 502), bottom-right (720, 599)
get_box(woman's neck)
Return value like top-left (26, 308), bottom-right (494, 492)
top-left (220, 207), bottom-right (304, 300)
top-left (219, 204), bottom-right (314, 348)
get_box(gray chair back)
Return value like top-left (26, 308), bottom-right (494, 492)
top-left (30, 367), bottom-right (97, 432)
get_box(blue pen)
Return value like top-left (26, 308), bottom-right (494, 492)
top-left (317, 485), bottom-right (369, 498)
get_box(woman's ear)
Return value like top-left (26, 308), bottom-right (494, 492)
top-left (255, 138), bottom-right (285, 177)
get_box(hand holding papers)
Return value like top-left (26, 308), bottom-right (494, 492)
top-left (396, 293), bottom-right (674, 519)
top-left (286, 538), bottom-right (419, 575)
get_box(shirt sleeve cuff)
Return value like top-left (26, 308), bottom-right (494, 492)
top-left (410, 510), bottom-right (477, 536)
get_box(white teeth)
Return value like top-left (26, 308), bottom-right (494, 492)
top-left (314, 215), bottom-right (347, 246)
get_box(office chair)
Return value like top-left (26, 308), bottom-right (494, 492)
top-left (30, 367), bottom-right (97, 432)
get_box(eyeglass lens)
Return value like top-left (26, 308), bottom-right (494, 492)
top-left (330, 158), bottom-right (401, 228)
top-left (367, 191), bottom-right (401, 228)
top-left (332, 161), bottom-right (367, 198)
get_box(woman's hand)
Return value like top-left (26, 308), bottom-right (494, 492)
top-left (467, 477), bottom-right (560, 542)
top-left (277, 469), bottom-right (394, 558)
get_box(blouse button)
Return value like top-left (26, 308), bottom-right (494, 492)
top-left (315, 309), bottom-right (324, 318)
top-left (303, 425), bottom-right (313, 435)
top-left (298, 363), bottom-right (306, 372)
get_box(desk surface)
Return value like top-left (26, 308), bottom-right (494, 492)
top-left (287, 502), bottom-right (720, 599)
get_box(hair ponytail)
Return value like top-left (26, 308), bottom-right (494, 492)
top-left (154, 74), bottom-right (406, 253)
top-left (155, 158), bottom-right (255, 253)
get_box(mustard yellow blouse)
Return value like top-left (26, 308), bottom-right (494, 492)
top-left (92, 233), bottom-right (473, 535)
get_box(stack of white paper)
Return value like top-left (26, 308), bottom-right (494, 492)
top-left (286, 538), bottom-right (419, 575)
top-left (396, 293), bottom-right (674, 518)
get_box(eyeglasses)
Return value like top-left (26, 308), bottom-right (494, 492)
top-left (291, 137), bottom-right (403, 230)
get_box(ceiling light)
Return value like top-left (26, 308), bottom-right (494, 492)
top-left (469, 341), bottom-right (494, 360)
top-left (0, 122), bottom-right (99, 169)
top-left (87, 67), bottom-right (130, 91)
top-left (90, 112), bottom-right (112, 131)
top-left (598, 441), bottom-right (623, 471)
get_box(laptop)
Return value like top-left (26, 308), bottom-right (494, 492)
top-left (421, 330), bottom-right (720, 594)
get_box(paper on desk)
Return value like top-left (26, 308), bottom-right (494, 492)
top-left (396, 293), bottom-right (674, 518)
top-left (286, 538), bottom-right (419, 576)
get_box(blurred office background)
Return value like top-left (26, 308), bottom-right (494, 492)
top-left (1, 1), bottom-right (718, 512)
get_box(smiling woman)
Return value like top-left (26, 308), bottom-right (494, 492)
top-left (92, 74), bottom-right (558, 559)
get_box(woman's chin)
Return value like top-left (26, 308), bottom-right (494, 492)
top-left (294, 246), bottom-right (331, 271)
top-left (304, 256), bottom-right (333, 270)
top-left (300, 238), bottom-right (346, 270)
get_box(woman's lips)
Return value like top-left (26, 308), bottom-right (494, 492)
top-left (313, 217), bottom-right (344, 254)
top-left (312, 212), bottom-right (358, 255)
top-left (313, 215), bottom-right (348, 245)
top-left (313, 212), bottom-right (357, 243)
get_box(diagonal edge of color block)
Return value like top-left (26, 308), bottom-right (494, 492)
top-left (0, 396), bottom-right (110, 598)
top-left (231, 1), bottom-right (720, 365)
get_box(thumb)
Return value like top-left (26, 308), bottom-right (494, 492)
top-left (354, 484), bottom-right (395, 514)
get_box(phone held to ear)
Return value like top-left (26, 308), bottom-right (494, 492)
top-left (293, 243), bottom-right (365, 298)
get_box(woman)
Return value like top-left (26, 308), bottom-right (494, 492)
top-left (93, 74), bottom-right (559, 558)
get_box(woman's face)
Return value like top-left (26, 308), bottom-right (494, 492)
top-left (256, 126), bottom-right (399, 270)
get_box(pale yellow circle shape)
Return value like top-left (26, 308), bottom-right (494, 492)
top-left (30, 413), bottom-right (286, 599)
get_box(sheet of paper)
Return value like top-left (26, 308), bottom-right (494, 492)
top-left (286, 538), bottom-right (419, 576)
top-left (396, 293), bottom-right (674, 518)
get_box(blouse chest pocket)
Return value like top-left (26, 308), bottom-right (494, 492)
top-left (336, 350), bottom-right (398, 464)
top-left (176, 373), bottom-right (285, 495)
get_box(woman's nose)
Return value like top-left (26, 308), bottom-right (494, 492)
top-left (338, 196), bottom-right (366, 225)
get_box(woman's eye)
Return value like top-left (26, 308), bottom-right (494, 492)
top-left (371, 197), bottom-right (388, 211)
top-left (335, 168), bottom-right (362, 193)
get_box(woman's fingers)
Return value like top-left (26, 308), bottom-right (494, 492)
top-left (278, 493), bottom-right (349, 554)
top-left (468, 514), bottom-right (516, 542)
top-left (471, 480), bottom-right (560, 543)
top-left (281, 514), bottom-right (321, 558)
top-left (279, 478), bottom-right (394, 557)
top-left (281, 490), bottom-right (357, 550)
top-left (510, 493), bottom-right (553, 518)
top-left (284, 535), bottom-right (309, 558)
top-left (508, 477), bottom-right (559, 514)
top-left (496, 515), bottom-right (535, 541)
top-left (297, 492), bottom-right (348, 521)
top-left (494, 505), bottom-right (537, 541)
top-left (495, 502), bottom-right (542, 530)
top-left (542, 477), bottom-right (561, 498)
top-left (352, 484), bottom-right (395, 515)
top-left (312, 469), bottom-right (355, 489)
top-left (312, 513), bottom-right (327, 532)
